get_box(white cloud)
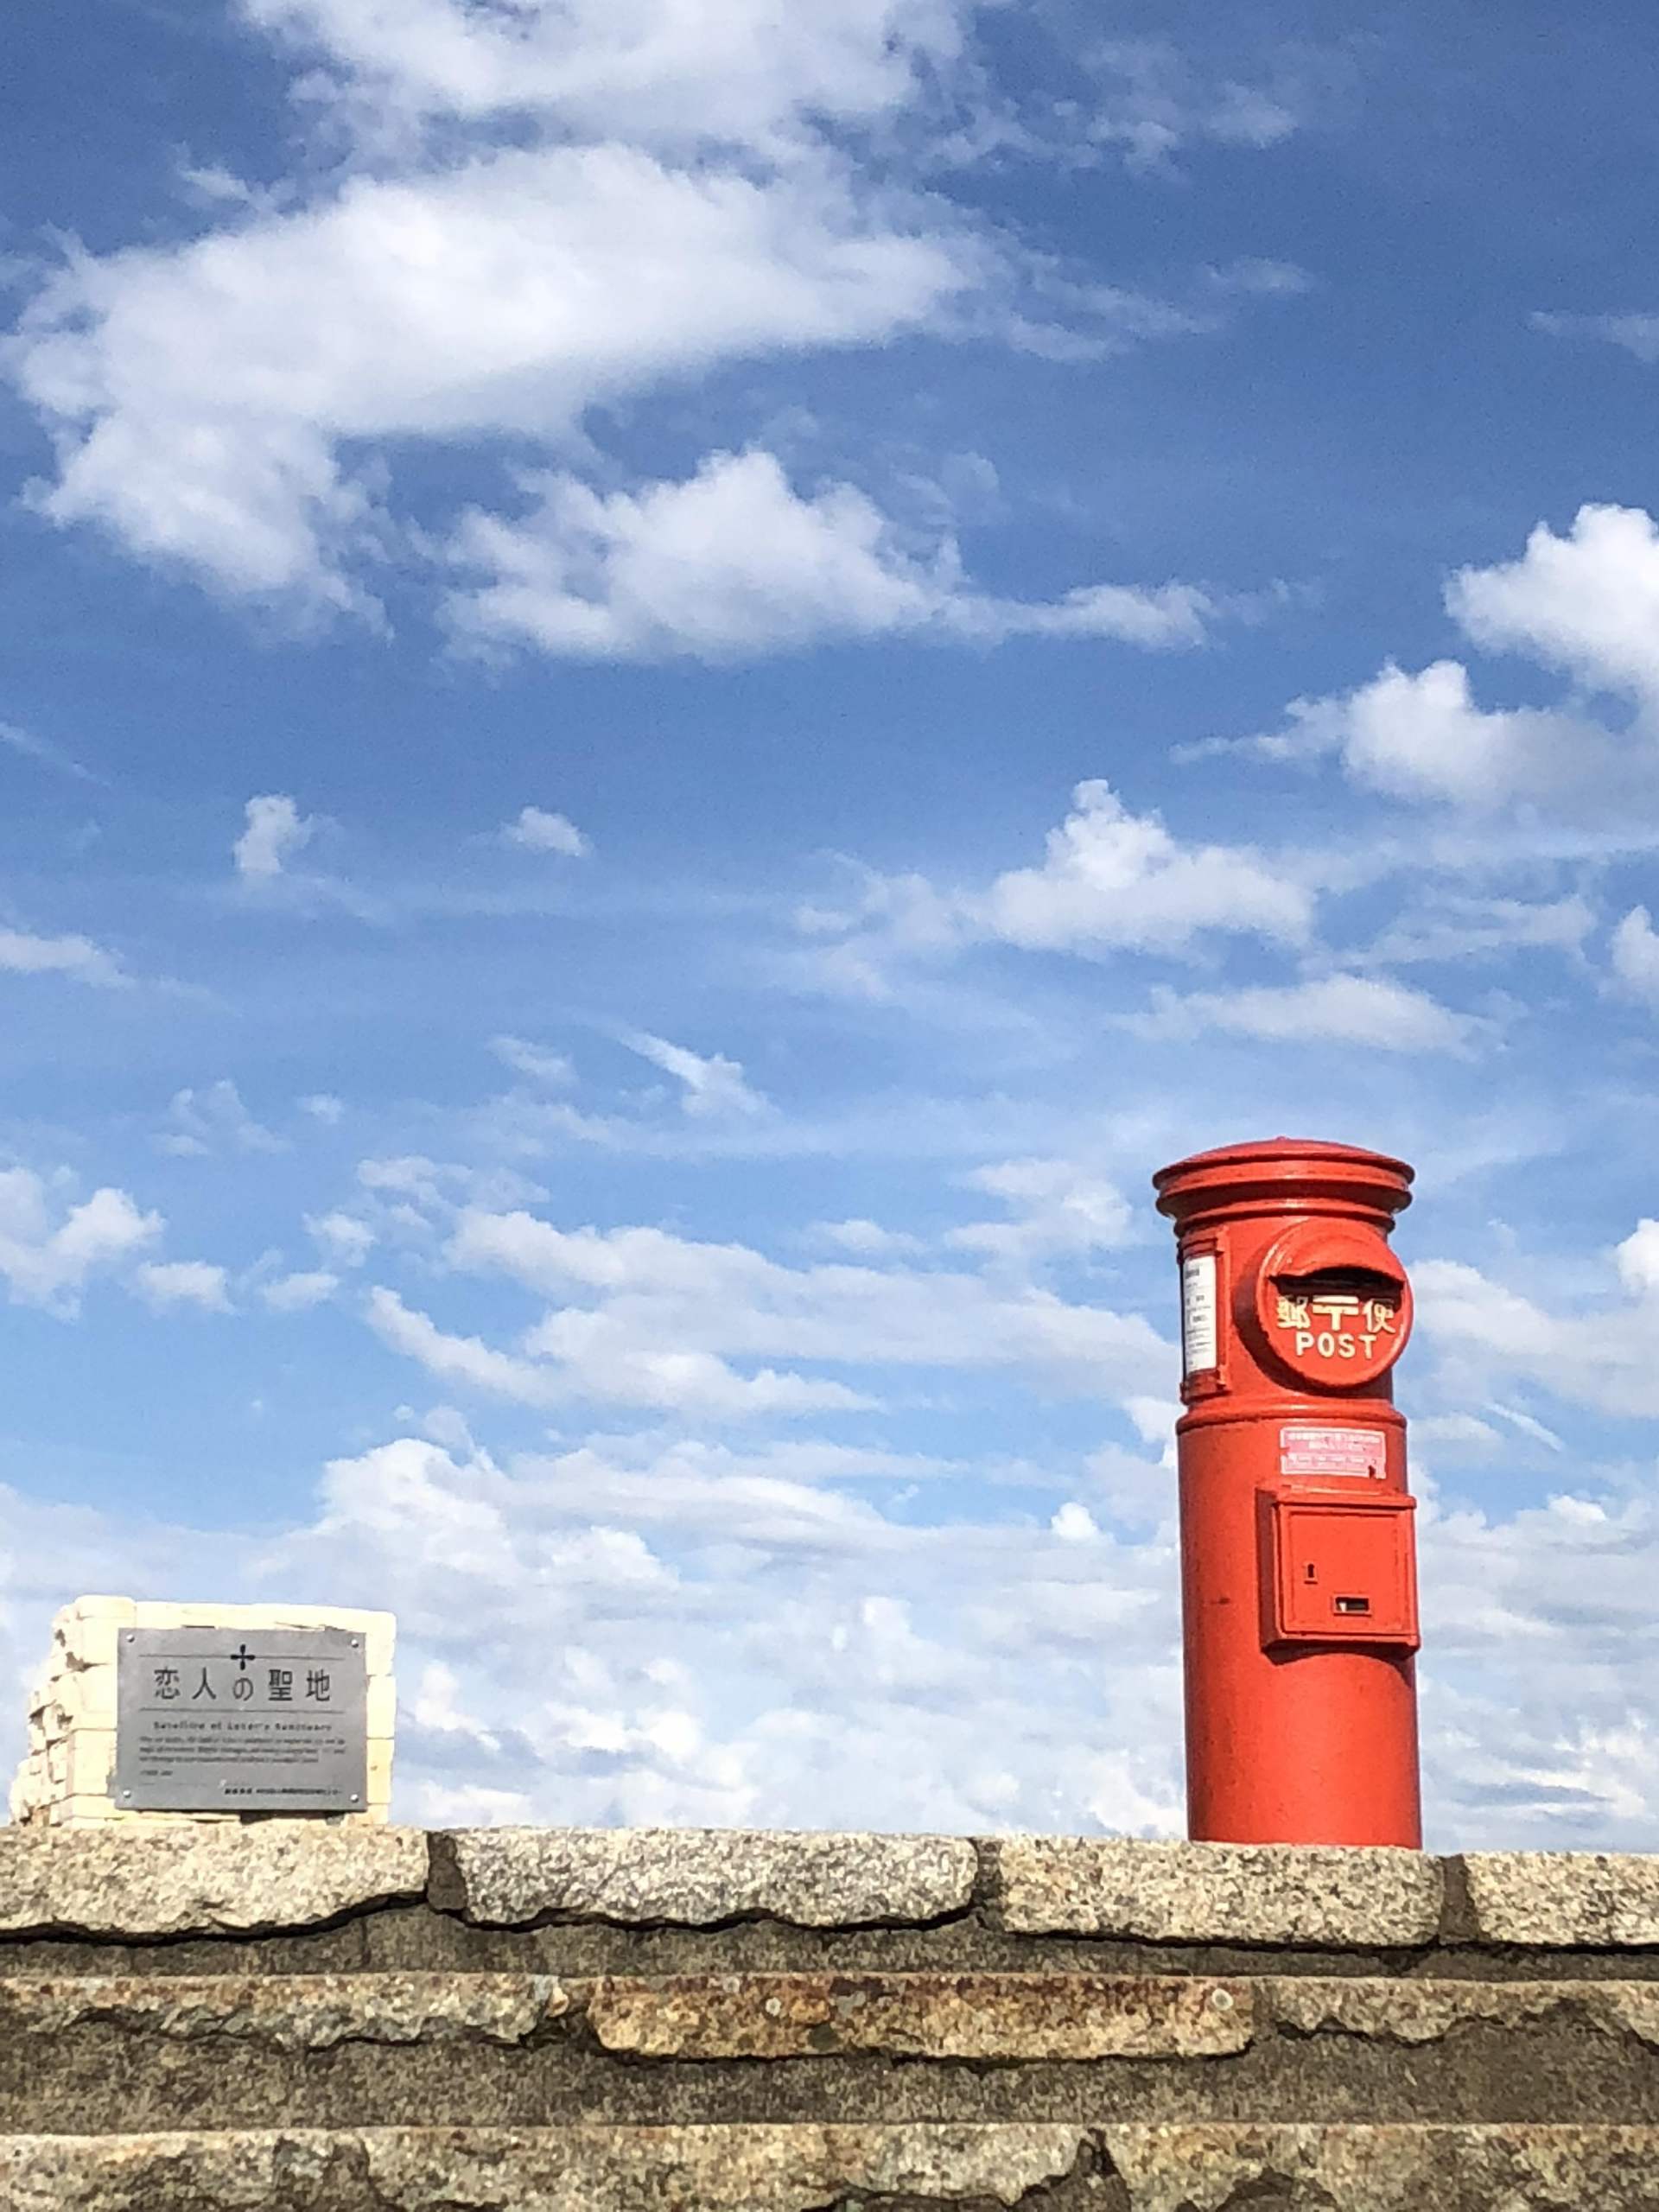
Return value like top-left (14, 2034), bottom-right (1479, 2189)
top-left (298, 1092), bottom-right (346, 1123)
top-left (261, 1268), bottom-right (340, 1312)
top-left (1122, 1397), bottom-right (1178, 1461)
top-left (1614, 1221), bottom-right (1659, 1300)
top-left (809, 1218), bottom-right (925, 1258)
top-left (443, 1207), bottom-right (1171, 1399)
top-left (0, 1170), bottom-right (162, 1314)
top-left (234, 794), bottom-right (316, 880)
top-left (452, 448), bottom-right (938, 660)
top-left (619, 1029), bottom-right (770, 1119)
top-left (1418, 1488), bottom-right (1659, 1842)
top-left (1611, 906), bottom-right (1659, 1001)
top-left (1448, 505), bottom-right (1659, 709)
top-left (357, 1152), bottom-right (547, 1213)
top-left (491, 1035), bottom-right (576, 1085)
top-left (1084, 1432), bottom-right (1173, 1535)
top-left (973, 779), bottom-right (1310, 954)
top-left (1050, 1500), bottom-right (1101, 1541)
top-left (799, 779), bottom-right (1311, 991)
top-left (1414, 1252), bottom-right (1659, 1421)
top-left (948, 1157), bottom-right (1135, 1262)
top-left (366, 1286), bottom-right (559, 1403)
top-left (243, 0), bottom-right (969, 152)
top-left (1141, 972), bottom-right (1476, 1054)
top-left (12, 149), bottom-right (976, 607)
top-left (502, 807), bottom-right (589, 857)
top-left (264, 1425), bottom-right (1188, 1834)
top-left (448, 448), bottom-right (1216, 663)
top-left (1208, 512), bottom-right (1659, 814)
top-left (1246, 660), bottom-right (1606, 809)
top-left (524, 1318), bottom-right (878, 1418)
top-left (0, 927), bottom-right (126, 988)
top-left (135, 1260), bottom-right (233, 1313)
top-left (306, 1208), bottom-right (376, 1266)
top-left (158, 1079), bottom-right (287, 1158)
top-left (365, 1282), bottom-right (873, 1419)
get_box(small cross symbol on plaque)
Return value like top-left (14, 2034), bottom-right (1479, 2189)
top-left (229, 1643), bottom-right (255, 1670)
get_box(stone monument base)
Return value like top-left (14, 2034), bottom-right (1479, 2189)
top-left (9, 1596), bottom-right (395, 1829)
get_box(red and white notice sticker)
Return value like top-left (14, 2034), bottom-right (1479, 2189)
top-left (1279, 1425), bottom-right (1387, 1480)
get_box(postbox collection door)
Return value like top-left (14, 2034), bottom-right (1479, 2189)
top-left (1261, 1491), bottom-right (1421, 1649)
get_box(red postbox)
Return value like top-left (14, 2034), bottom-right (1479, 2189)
top-left (1152, 1137), bottom-right (1421, 1848)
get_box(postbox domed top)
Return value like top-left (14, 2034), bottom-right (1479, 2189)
top-left (1152, 1135), bottom-right (1414, 1230)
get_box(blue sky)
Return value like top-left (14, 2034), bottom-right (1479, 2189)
top-left (3, 0), bottom-right (1658, 1843)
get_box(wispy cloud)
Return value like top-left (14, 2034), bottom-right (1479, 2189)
top-left (490, 1035), bottom-right (576, 1086)
top-left (0, 927), bottom-right (127, 988)
top-left (617, 1029), bottom-right (772, 1120)
top-left (1531, 310), bottom-right (1659, 365)
top-left (1134, 973), bottom-right (1480, 1056)
top-left (157, 1080), bottom-right (288, 1158)
top-left (0, 721), bottom-right (101, 785)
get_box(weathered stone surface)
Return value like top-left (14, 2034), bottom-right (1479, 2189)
top-left (1266, 1975), bottom-right (1659, 2050)
top-left (1461, 1851), bottom-right (1659, 1948)
top-left (0, 2124), bottom-right (1093, 2209)
top-left (1101, 2124), bottom-right (1659, 2210)
top-left (988, 1839), bottom-right (1442, 1948)
top-left (587, 1971), bottom-right (1255, 2061)
top-left (8, 2126), bottom-right (1659, 2210)
top-left (0, 1972), bottom-right (563, 2052)
top-left (440, 1827), bottom-right (978, 1929)
top-left (0, 1824), bottom-right (427, 1939)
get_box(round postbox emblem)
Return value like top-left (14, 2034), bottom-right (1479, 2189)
top-left (1246, 1219), bottom-right (1413, 1390)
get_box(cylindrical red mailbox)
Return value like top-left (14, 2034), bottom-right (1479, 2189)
top-left (1152, 1137), bottom-right (1421, 1849)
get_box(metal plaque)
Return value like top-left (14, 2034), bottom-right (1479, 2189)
top-left (115, 1626), bottom-right (367, 1813)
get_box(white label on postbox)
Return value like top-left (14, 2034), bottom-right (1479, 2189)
top-left (1279, 1425), bottom-right (1387, 1480)
top-left (1181, 1252), bottom-right (1218, 1375)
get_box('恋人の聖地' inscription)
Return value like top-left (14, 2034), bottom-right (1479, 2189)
top-left (114, 1626), bottom-right (367, 1812)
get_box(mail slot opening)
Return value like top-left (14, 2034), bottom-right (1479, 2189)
top-left (1334, 1595), bottom-right (1371, 1615)
top-left (1273, 1266), bottom-right (1402, 1310)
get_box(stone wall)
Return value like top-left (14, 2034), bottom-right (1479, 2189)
top-left (2, 1824), bottom-right (1658, 2206)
